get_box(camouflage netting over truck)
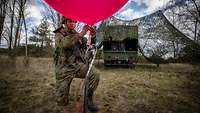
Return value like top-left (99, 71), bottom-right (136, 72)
top-left (100, 25), bottom-right (138, 41)
top-left (98, 10), bottom-right (200, 64)
top-left (97, 25), bottom-right (138, 66)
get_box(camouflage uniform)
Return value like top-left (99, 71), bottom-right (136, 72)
top-left (54, 28), bottom-right (100, 106)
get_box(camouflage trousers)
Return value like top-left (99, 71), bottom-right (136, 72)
top-left (55, 63), bottom-right (100, 106)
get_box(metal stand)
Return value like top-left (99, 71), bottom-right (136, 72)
top-left (83, 45), bottom-right (97, 113)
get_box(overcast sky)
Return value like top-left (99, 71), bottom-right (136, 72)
top-left (115, 0), bottom-right (170, 19)
top-left (28, 0), bottom-right (170, 26)
top-left (0, 0), bottom-right (171, 47)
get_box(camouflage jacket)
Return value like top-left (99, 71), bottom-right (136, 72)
top-left (54, 30), bottom-right (85, 69)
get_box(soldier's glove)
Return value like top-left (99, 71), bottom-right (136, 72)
top-left (83, 25), bottom-right (96, 35)
top-left (79, 25), bottom-right (90, 37)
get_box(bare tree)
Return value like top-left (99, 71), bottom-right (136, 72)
top-left (8, 0), bottom-right (16, 51)
top-left (0, 0), bottom-right (8, 45)
top-left (165, 0), bottom-right (200, 43)
top-left (38, 0), bottom-right (61, 29)
top-left (13, 0), bottom-right (27, 49)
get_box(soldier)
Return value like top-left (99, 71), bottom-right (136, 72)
top-left (53, 17), bottom-right (100, 112)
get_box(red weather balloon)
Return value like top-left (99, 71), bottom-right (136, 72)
top-left (44, 0), bottom-right (128, 25)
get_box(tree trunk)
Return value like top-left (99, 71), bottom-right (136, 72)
top-left (14, 0), bottom-right (27, 48)
top-left (9, 0), bottom-right (16, 51)
top-left (41, 37), bottom-right (44, 48)
top-left (0, 0), bottom-right (7, 45)
top-left (22, 8), bottom-right (28, 59)
top-left (0, 18), bottom-right (5, 44)
top-left (57, 13), bottom-right (61, 27)
top-left (194, 19), bottom-right (197, 42)
top-left (14, 12), bottom-right (22, 48)
top-left (17, 22), bottom-right (23, 47)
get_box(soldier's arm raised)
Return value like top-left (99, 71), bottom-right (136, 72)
top-left (79, 25), bottom-right (89, 37)
top-left (60, 25), bottom-right (90, 49)
top-left (55, 33), bottom-right (63, 48)
top-left (67, 25), bottom-right (89, 43)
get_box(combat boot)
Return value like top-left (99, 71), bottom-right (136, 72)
top-left (87, 91), bottom-right (99, 112)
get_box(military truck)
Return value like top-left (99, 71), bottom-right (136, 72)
top-left (101, 25), bottom-right (138, 66)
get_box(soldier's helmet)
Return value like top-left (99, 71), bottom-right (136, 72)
top-left (61, 17), bottom-right (70, 24)
top-left (61, 17), bottom-right (77, 24)
top-left (53, 17), bottom-right (77, 33)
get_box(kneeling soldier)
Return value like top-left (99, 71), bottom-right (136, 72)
top-left (53, 17), bottom-right (100, 112)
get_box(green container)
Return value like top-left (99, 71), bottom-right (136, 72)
top-left (100, 25), bottom-right (138, 66)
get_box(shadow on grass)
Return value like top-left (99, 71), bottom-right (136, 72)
top-left (95, 60), bottom-right (158, 70)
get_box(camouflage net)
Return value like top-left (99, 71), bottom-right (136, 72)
top-left (98, 10), bottom-right (200, 64)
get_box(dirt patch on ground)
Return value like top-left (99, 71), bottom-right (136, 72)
top-left (0, 56), bottom-right (200, 113)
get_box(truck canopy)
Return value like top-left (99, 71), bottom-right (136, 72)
top-left (101, 25), bottom-right (138, 41)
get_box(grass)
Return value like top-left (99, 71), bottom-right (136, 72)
top-left (0, 56), bottom-right (200, 113)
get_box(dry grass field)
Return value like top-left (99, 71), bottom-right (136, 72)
top-left (0, 55), bottom-right (200, 113)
